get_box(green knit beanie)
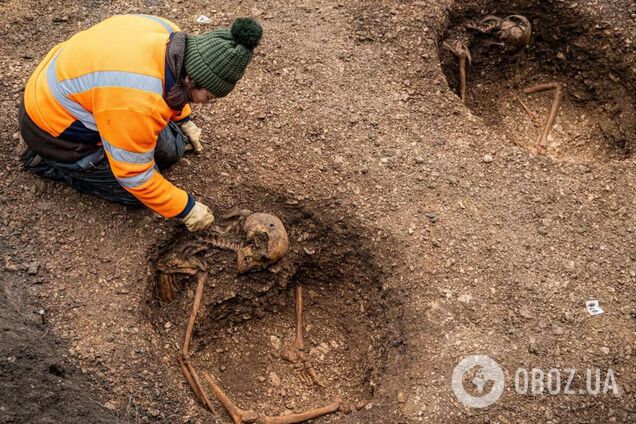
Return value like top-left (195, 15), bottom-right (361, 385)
top-left (185, 17), bottom-right (263, 97)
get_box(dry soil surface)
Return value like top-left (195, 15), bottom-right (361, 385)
top-left (0, 0), bottom-right (635, 423)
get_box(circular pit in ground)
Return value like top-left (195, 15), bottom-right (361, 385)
top-left (439, 0), bottom-right (635, 162)
top-left (145, 207), bottom-right (398, 421)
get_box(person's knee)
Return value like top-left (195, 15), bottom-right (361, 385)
top-left (155, 122), bottom-right (186, 169)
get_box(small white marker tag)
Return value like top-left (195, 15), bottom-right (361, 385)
top-left (586, 300), bottom-right (604, 316)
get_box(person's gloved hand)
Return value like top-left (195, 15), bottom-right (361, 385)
top-left (181, 120), bottom-right (203, 153)
top-left (182, 201), bottom-right (214, 232)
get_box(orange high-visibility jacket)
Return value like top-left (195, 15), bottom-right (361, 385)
top-left (24, 15), bottom-right (193, 218)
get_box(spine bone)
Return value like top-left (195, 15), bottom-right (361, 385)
top-left (206, 236), bottom-right (240, 252)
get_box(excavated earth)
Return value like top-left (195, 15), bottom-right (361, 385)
top-left (440, 0), bottom-right (635, 162)
top-left (0, 0), bottom-right (635, 423)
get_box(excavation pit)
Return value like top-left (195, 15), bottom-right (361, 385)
top-left (146, 206), bottom-right (398, 422)
top-left (439, 0), bottom-right (635, 161)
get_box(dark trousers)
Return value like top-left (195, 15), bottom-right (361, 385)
top-left (22, 123), bottom-right (186, 205)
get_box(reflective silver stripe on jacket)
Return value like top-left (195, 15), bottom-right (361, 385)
top-left (116, 166), bottom-right (157, 188)
top-left (102, 138), bottom-right (155, 165)
top-left (46, 53), bottom-right (164, 131)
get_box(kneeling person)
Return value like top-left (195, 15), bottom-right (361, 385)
top-left (19, 15), bottom-right (262, 231)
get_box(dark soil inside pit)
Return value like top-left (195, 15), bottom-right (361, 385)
top-left (440, 0), bottom-right (636, 162)
top-left (145, 200), bottom-right (404, 422)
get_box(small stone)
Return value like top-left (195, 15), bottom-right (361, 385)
top-left (552, 326), bottom-right (564, 335)
top-left (148, 408), bottom-right (160, 417)
top-left (528, 338), bottom-right (540, 354)
top-left (104, 401), bottom-right (117, 410)
top-left (270, 335), bottom-right (281, 350)
top-left (257, 376), bottom-right (266, 383)
top-left (482, 154), bottom-right (494, 163)
top-left (27, 262), bottom-right (40, 275)
top-left (380, 157), bottom-right (389, 164)
top-left (219, 365), bottom-right (227, 372)
top-left (163, 321), bottom-right (172, 330)
top-left (519, 305), bottom-right (532, 319)
top-left (425, 212), bottom-right (438, 223)
top-left (397, 392), bottom-right (408, 403)
top-left (4, 259), bottom-right (17, 272)
top-left (601, 347), bottom-right (610, 355)
top-left (415, 157), bottom-right (425, 164)
top-left (269, 371), bottom-right (281, 387)
top-left (458, 294), bottom-right (472, 304)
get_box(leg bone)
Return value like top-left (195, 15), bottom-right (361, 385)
top-left (281, 285), bottom-right (323, 387)
top-left (260, 398), bottom-right (342, 424)
top-left (181, 272), bottom-right (217, 414)
top-left (293, 285), bottom-right (304, 351)
top-left (204, 372), bottom-right (341, 424)
top-left (204, 372), bottom-right (259, 424)
top-left (443, 41), bottom-right (472, 103)
top-left (524, 82), bottom-right (563, 154)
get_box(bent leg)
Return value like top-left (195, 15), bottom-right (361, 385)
top-left (154, 122), bottom-right (187, 170)
top-left (23, 149), bottom-right (140, 206)
top-left (20, 121), bottom-right (186, 206)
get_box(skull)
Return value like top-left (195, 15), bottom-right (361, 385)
top-left (237, 213), bottom-right (289, 273)
top-left (498, 15), bottom-right (531, 48)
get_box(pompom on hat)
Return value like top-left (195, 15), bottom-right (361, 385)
top-left (184, 17), bottom-right (263, 97)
